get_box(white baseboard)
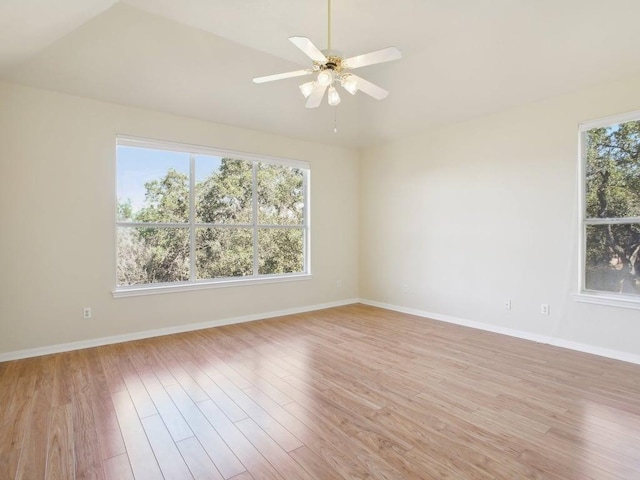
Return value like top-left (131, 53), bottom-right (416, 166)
top-left (0, 298), bottom-right (359, 362)
top-left (5, 297), bottom-right (639, 366)
top-left (359, 298), bottom-right (640, 366)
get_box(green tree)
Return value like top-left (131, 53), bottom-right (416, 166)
top-left (197, 159), bottom-right (253, 224)
top-left (256, 163), bottom-right (304, 274)
top-left (117, 168), bottom-right (190, 285)
top-left (117, 159), bottom-right (305, 286)
top-left (195, 159), bottom-right (254, 279)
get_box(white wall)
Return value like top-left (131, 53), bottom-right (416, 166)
top-left (0, 82), bottom-right (359, 355)
top-left (360, 73), bottom-right (640, 358)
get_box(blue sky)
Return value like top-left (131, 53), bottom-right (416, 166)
top-left (117, 145), bottom-right (222, 213)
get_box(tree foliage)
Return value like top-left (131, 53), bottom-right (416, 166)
top-left (585, 121), bottom-right (640, 294)
top-left (117, 158), bottom-right (305, 286)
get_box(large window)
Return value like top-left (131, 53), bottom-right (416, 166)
top-left (580, 112), bottom-right (640, 301)
top-left (115, 137), bottom-right (309, 294)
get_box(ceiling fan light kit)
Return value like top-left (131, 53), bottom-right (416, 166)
top-left (299, 81), bottom-right (316, 98)
top-left (341, 75), bottom-right (359, 95)
top-left (327, 86), bottom-right (341, 106)
top-left (252, 0), bottom-right (401, 109)
top-left (317, 69), bottom-right (334, 87)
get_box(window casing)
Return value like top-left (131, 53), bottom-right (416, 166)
top-left (578, 111), bottom-right (640, 308)
top-left (115, 136), bottom-right (310, 296)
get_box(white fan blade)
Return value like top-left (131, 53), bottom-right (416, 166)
top-left (344, 47), bottom-right (401, 70)
top-left (349, 75), bottom-right (389, 100)
top-left (253, 69), bottom-right (312, 84)
top-left (305, 83), bottom-right (328, 108)
top-left (289, 36), bottom-right (328, 63)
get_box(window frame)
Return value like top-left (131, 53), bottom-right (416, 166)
top-left (575, 110), bottom-right (640, 310)
top-left (113, 135), bottom-right (311, 298)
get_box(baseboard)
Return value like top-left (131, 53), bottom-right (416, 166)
top-left (0, 298), bottom-right (359, 362)
top-left (359, 298), bottom-right (640, 366)
top-left (6, 297), bottom-right (639, 366)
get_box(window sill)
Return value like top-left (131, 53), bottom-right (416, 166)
top-left (574, 291), bottom-right (640, 310)
top-left (113, 273), bottom-right (312, 298)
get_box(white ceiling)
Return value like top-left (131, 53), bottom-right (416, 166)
top-left (2, 0), bottom-right (640, 149)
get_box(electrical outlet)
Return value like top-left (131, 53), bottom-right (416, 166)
top-left (541, 304), bottom-right (549, 315)
top-left (504, 299), bottom-right (511, 310)
top-left (402, 284), bottom-right (409, 294)
top-left (83, 307), bottom-right (92, 319)
top-left (336, 279), bottom-right (342, 288)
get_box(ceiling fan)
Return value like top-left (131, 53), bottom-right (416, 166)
top-left (252, 0), bottom-right (401, 108)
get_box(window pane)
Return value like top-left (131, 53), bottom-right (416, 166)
top-left (196, 156), bottom-right (253, 224)
top-left (257, 163), bottom-right (304, 225)
top-left (117, 227), bottom-right (190, 286)
top-left (258, 228), bottom-right (304, 275)
top-left (585, 224), bottom-right (640, 295)
top-left (585, 121), bottom-right (640, 219)
top-left (196, 228), bottom-right (253, 279)
top-left (117, 146), bottom-right (190, 223)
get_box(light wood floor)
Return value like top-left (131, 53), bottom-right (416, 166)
top-left (1, 304), bottom-right (640, 480)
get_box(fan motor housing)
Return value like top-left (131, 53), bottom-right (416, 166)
top-left (318, 50), bottom-right (345, 73)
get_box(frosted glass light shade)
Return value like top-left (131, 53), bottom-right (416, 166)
top-left (327, 86), bottom-right (341, 106)
top-left (342, 76), bottom-right (359, 95)
top-left (299, 81), bottom-right (315, 98)
top-left (317, 70), bottom-right (333, 86)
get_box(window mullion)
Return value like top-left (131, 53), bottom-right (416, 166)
top-left (116, 222), bottom-right (190, 228)
top-left (584, 217), bottom-right (640, 225)
top-left (252, 162), bottom-right (259, 277)
top-left (189, 154), bottom-right (196, 282)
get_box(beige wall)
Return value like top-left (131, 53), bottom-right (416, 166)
top-left (3, 72), bottom-right (640, 360)
top-left (0, 82), bottom-right (359, 355)
top-left (360, 73), bottom-right (640, 357)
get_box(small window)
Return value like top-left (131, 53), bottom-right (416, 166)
top-left (580, 113), bottom-right (640, 299)
top-left (116, 137), bottom-right (309, 293)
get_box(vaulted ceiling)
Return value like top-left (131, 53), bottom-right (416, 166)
top-left (2, 0), bottom-right (640, 148)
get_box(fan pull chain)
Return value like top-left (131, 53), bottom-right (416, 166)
top-left (333, 108), bottom-right (338, 134)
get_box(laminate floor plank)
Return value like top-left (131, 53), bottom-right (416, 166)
top-left (209, 374), bottom-right (303, 452)
top-left (111, 390), bottom-right (164, 480)
top-left (1, 304), bottom-right (640, 479)
top-left (103, 453), bottom-right (135, 480)
top-left (82, 348), bottom-right (127, 461)
top-left (97, 345), bottom-right (127, 394)
top-left (283, 401), bottom-right (388, 479)
top-left (116, 351), bottom-right (158, 419)
top-left (288, 446), bottom-right (343, 480)
top-left (177, 358), bottom-right (248, 422)
top-left (196, 400), bottom-right (284, 480)
top-left (15, 357), bottom-right (55, 480)
top-left (140, 414), bottom-right (194, 480)
top-left (133, 340), bottom-right (180, 388)
top-left (165, 383), bottom-right (246, 479)
top-left (73, 426), bottom-right (105, 480)
top-left (176, 436), bottom-right (224, 480)
top-left (228, 473), bottom-right (255, 480)
top-left (45, 404), bottom-right (75, 480)
top-left (161, 353), bottom-right (211, 404)
top-left (235, 418), bottom-right (315, 480)
top-left (137, 368), bottom-right (194, 442)
top-left (0, 373), bottom-right (37, 480)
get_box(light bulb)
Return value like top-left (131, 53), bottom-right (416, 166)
top-left (317, 70), bottom-right (333, 86)
top-left (342, 76), bottom-right (359, 95)
top-left (299, 81), bottom-right (315, 98)
top-left (327, 86), bottom-right (341, 106)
